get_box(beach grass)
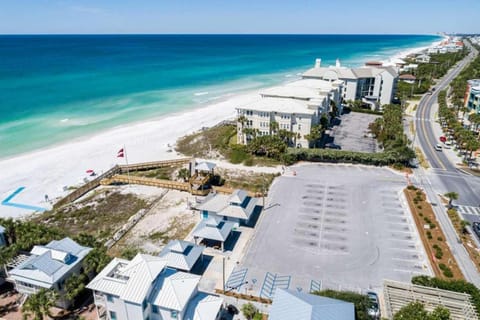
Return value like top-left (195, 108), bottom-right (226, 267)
top-left (33, 189), bottom-right (149, 241)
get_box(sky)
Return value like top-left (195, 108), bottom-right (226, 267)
top-left (0, 0), bottom-right (479, 34)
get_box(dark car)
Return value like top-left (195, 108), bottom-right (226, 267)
top-left (325, 143), bottom-right (341, 150)
top-left (473, 222), bottom-right (480, 238)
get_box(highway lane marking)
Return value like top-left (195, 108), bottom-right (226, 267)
top-left (419, 93), bottom-right (447, 170)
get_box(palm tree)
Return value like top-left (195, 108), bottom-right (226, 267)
top-left (22, 289), bottom-right (58, 320)
top-left (237, 115), bottom-right (247, 144)
top-left (444, 192), bottom-right (459, 208)
top-left (269, 121), bottom-right (279, 135)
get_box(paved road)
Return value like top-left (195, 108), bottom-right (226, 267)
top-left (414, 40), bottom-right (480, 285)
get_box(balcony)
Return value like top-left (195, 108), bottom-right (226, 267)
top-left (94, 293), bottom-right (107, 306)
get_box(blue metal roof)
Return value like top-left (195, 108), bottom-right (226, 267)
top-left (269, 289), bottom-right (355, 320)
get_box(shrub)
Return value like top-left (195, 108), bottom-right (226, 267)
top-left (407, 185), bottom-right (418, 191)
top-left (419, 212), bottom-right (423, 217)
top-left (424, 217), bottom-right (431, 224)
top-left (429, 223), bottom-right (436, 229)
top-left (437, 236), bottom-right (443, 242)
top-left (243, 157), bottom-right (254, 166)
top-left (412, 276), bottom-right (480, 314)
top-left (229, 147), bottom-right (250, 164)
top-left (426, 231), bottom-right (432, 239)
top-left (443, 269), bottom-right (454, 278)
top-left (417, 205), bottom-right (422, 210)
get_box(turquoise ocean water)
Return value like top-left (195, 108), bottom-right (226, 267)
top-left (0, 34), bottom-right (440, 158)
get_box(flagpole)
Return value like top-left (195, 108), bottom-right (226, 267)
top-left (124, 144), bottom-right (131, 187)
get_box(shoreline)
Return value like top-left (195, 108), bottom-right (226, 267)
top-left (0, 37), bottom-right (441, 218)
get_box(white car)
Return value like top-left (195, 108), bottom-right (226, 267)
top-left (434, 144), bottom-right (442, 151)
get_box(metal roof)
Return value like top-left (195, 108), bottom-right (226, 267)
top-left (269, 289), bottom-right (355, 320)
top-left (152, 270), bottom-right (200, 311)
top-left (184, 292), bottom-right (224, 320)
top-left (9, 237), bottom-right (91, 287)
top-left (158, 240), bottom-right (204, 271)
top-left (197, 189), bottom-right (259, 221)
top-left (192, 217), bottom-right (235, 242)
top-left (86, 254), bottom-right (167, 304)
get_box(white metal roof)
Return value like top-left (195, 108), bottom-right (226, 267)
top-left (9, 237), bottom-right (91, 287)
top-left (86, 254), bottom-right (167, 304)
top-left (184, 292), bottom-right (224, 320)
top-left (237, 97), bottom-right (316, 115)
top-left (152, 270), bottom-right (200, 311)
top-left (197, 189), bottom-right (259, 221)
top-left (192, 217), bottom-right (235, 242)
top-left (158, 240), bottom-right (204, 271)
top-left (269, 289), bottom-right (355, 320)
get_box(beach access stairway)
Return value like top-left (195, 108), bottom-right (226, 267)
top-left (53, 158), bottom-right (194, 209)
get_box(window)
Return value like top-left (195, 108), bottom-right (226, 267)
top-left (152, 305), bottom-right (159, 314)
top-left (171, 310), bottom-right (178, 319)
top-left (107, 294), bottom-right (114, 303)
top-left (202, 211), bottom-right (208, 219)
top-left (109, 311), bottom-right (117, 320)
top-left (142, 299), bottom-right (147, 311)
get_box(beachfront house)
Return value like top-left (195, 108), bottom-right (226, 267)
top-left (269, 288), bottom-right (355, 320)
top-left (415, 54), bottom-right (431, 63)
top-left (8, 237), bottom-right (92, 309)
top-left (86, 253), bottom-right (223, 320)
top-left (196, 189), bottom-right (260, 226)
top-left (302, 58), bottom-right (398, 109)
top-left (465, 79), bottom-right (480, 115)
top-left (158, 240), bottom-right (204, 273)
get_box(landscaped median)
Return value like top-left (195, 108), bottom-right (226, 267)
top-left (404, 185), bottom-right (464, 279)
top-left (445, 206), bottom-right (480, 273)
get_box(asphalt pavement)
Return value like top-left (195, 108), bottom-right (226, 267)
top-left (413, 39), bottom-right (480, 285)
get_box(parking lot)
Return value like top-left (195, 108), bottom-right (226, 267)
top-left (326, 111), bottom-right (380, 153)
top-left (239, 164), bottom-right (430, 297)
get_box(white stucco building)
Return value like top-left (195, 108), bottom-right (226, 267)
top-left (302, 58), bottom-right (398, 108)
top-left (237, 97), bottom-right (319, 148)
top-left (87, 253), bottom-right (223, 320)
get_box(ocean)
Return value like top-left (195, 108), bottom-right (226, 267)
top-left (0, 34), bottom-right (440, 158)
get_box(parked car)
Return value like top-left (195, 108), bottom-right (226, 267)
top-left (434, 144), bottom-right (443, 151)
top-left (367, 291), bottom-right (380, 319)
top-left (325, 143), bottom-right (341, 150)
top-left (473, 222), bottom-right (480, 238)
top-left (439, 136), bottom-right (447, 143)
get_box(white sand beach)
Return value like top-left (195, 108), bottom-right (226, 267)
top-left (0, 91), bottom-right (261, 218)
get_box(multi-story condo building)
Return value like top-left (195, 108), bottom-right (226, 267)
top-left (87, 253), bottom-right (223, 320)
top-left (465, 79), bottom-right (480, 114)
top-left (8, 237), bottom-right (92, 308)
top-left (237, 97), bottom-right (320, 148)
top-left (302, 58), bottom-right (398, 108)
top-left (236, 78), bottom-right (343, 148)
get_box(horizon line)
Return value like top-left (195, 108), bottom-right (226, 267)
top-left (0, 32), bottom-right (445, 37)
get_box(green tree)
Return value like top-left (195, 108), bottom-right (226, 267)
top-left (22, 289), bottom-right (58, 320)
top-left (444, 192), bottom-right (459, 208)
top-left (393, 302), bottom-right (450, 320)
top-left (83, 247), bottom-right (112, 275)
top-left (65, 273), bottom-right (87, 307)
top-left (312, 290), bottom-right (370, 320)
top-left (241, 303), bottom-right (258, 320)
top-left (177, 168), bottom-right (190, 182)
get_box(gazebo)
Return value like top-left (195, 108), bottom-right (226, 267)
top-left (192, 216), bottom-right (235, 251)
